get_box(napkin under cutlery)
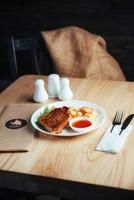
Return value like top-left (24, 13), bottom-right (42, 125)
top-left (96, 124), bottom-right (133, 154)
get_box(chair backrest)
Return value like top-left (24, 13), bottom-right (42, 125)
top-left (7, 35), bottom-right (41, 80)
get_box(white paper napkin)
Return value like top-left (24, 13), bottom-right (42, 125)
top-left (96, 124), bottom-right (133, 153)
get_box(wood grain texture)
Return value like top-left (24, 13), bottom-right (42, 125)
top-left (0, 75), bottom-right (134, 192)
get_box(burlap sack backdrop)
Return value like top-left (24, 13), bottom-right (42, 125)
top-left (41, 26), bottom-right (125, 81)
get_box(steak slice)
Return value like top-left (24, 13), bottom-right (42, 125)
top-left (39, 106), bottom-right (69, 133)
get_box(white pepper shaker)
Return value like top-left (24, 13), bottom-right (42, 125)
top-left (58, 78), bottom-right (73, 100)
top-left (33, 79), bottom-right (48, 103)
top-left (48, 74), bottom-right (60, 98)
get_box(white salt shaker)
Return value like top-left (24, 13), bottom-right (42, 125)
top-left (48, 74), bottom-right (60, 98)
top-left (58, 78), bottom-right (73, 101)
top-left (33, 79), bottom-right (48, 103)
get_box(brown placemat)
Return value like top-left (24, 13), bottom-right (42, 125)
top-left (0, 104), bottom-right (41, 152)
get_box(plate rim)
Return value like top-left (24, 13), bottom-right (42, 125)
top-left (31, 100), bottom-right (106, 137)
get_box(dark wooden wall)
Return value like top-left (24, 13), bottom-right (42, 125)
top-left (0, 0), bottom-right (134, 82)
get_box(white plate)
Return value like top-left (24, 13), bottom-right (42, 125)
top-left (31, 100), bottom-right (106, 137)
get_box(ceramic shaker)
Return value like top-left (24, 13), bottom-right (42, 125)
top-left (48, 74), bottom-right (60, 98)
top-left (58, 78), bottom-right (73, 100)
top-left (33, 79), bottom-right (48, 103)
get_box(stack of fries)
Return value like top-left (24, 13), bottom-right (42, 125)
top-left (68, 106), bottom-right (98, 120)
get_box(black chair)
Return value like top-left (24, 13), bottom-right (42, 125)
top-left (0, 80), bottom-right (12, 92)
top-left (7, 35), bottom-right (41, 81)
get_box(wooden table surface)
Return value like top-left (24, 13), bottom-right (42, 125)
top-left (0, 75), bottom-right (134, 199)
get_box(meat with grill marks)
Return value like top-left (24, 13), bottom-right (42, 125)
top-left (39, 106), bottom-right (70, 134)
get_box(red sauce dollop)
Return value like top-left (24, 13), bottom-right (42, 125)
top-left (72, 120), bottom-right (92, 128)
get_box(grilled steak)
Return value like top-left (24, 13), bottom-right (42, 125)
top-left (39, 106), bottom-right (69, 133)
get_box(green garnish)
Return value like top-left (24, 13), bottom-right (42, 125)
top-left (35, 106), bottom-right (51, 128)
top-left (42, 106), bottom-right (51, 114)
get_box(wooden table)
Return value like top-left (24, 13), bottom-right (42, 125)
top-left (0, 75), bottom-right (134, 199)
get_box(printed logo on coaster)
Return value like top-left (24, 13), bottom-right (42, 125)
top-left (5, 119), bottom-right (27, 129)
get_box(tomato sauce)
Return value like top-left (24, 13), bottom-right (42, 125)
top-left (72, 120), bottom-right (92, 128)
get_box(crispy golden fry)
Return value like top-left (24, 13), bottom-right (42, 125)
top-left (80, 106), bottom-right (92, 113)
top-left (77, 111), bottom-right (83, 117)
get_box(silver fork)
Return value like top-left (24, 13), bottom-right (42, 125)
top-left (110, 111), bottom-right (123, 132)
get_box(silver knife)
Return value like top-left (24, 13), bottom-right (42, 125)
top-left (119, 114), bottom-right (134, 135)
